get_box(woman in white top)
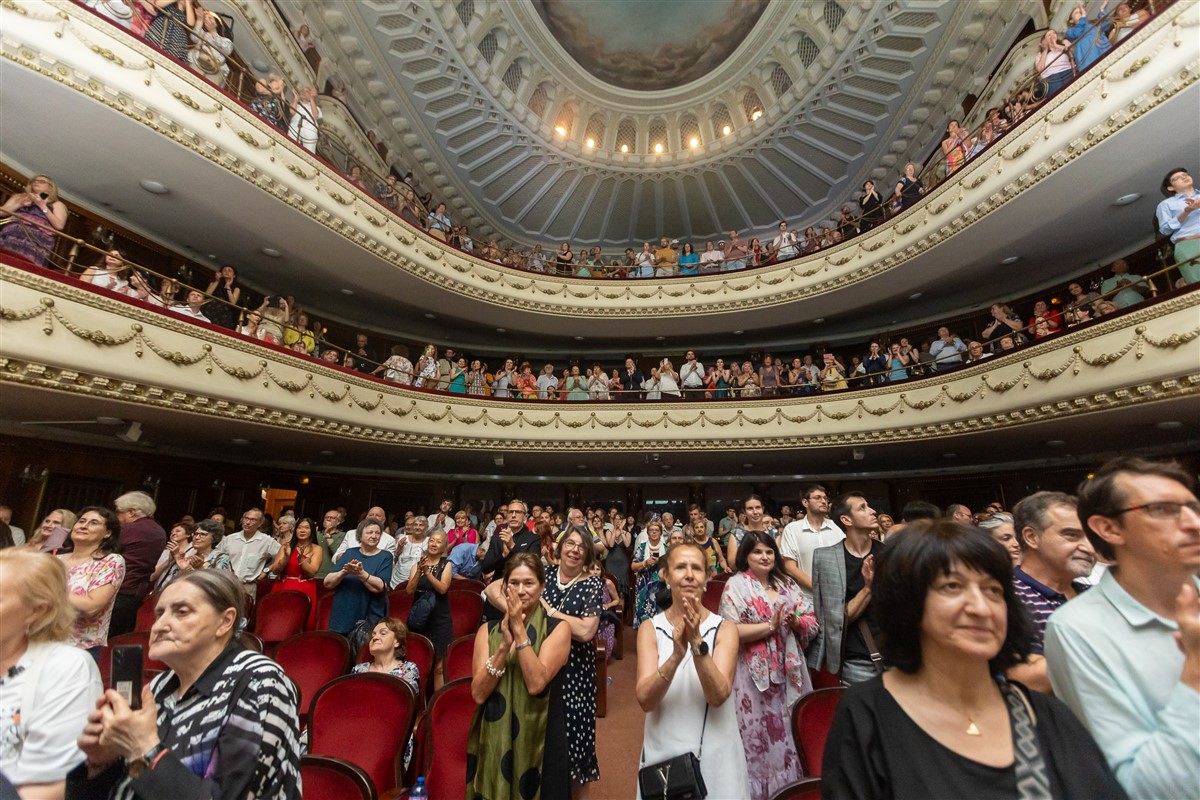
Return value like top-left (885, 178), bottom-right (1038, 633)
top-left (0, 549), bottom-right (103, 800)
top-left (587, 364), bottom-right (610, 400)
top-left (633, 242), bottom-right (656, 278)
top-left (287, 86), bottom-right (322, 153)
top-left (635, 543), bottom-right (749, 800)
top-left (78, 249), bottom-right (129, 293)
top-left (188, 10), bottom-right (233, 88)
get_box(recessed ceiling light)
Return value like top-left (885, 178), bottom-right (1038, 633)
top-left (319, 450), bottom-right (335, 456)
top-left (408, 458), bottom-right (421, 464)
top-left (732, 330), bottom-right (744, 335)
top-left (620, 144), bottom-right (629, 153)
top-left (251, 58), bottom-right (269, 73)
top-left (1112, 193), bottom-right (1140, 206)
top-left (1155, 420), bottom-right (1184, 430)
top-left (95, 416), bottom-right (124, 426)
top-left (424, 313), bottom-right (437, 319)
top-left (661, 464), bottom-right (671, 470)
top-left (689, 136), bottom-right (700, 149)
top-left (584, 137), bottom-right (595, 148)
top-left (261, 247), bottom-right (282, 258)
top-left (942, 452), bottom-right (958, 459)
top-left (1045, 439), bottom-right (1065, 447)
top-left (1000, 255), bottom-right (1020, 265)
top-left (655, 336), bottom-right (666, 341)
top-left (207, 254), bottom-right (217, 260)
top-left (742, 463), bottom-right (754, 469)
top-left (813, 318), bottom-right (825, 324)
top-left (577, 464), bottom-right (588, 470)
top-left (495, 327), bottom-right (506, 333)
top-left (340, 288), bottom-right (355, 296)
top-left (573, 335), bottom-right (584, 341)
top-left (139, 180), bottom-right (169, 195)
top-left (653, 143), bottom-right (664, 154)
top-left (837, 460), bottom-right (849, 466)
top-left (722, 125), bottom-right (731, 136)
top-left (908, 292), bottom-right (923, 300)
top-left (230, 438), bottom-right (251, 445)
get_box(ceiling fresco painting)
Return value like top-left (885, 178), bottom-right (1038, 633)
top-left (530, 0), bottom-right (770, 90)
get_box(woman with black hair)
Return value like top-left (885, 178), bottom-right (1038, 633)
top-left (58, 507), bottom-right (125, 656)
top-left (822, 520), bottom-right (1128, 799)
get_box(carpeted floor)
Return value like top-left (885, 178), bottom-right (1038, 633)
top-left (591, 625), bottom-right (644, 799)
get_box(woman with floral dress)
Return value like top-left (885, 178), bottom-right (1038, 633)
top-left (58, 507), bottom-right (126, 657)
top-left (631, 521), bottom-right (667, 626)
top-left (720, 530), bottom-right (818, 800)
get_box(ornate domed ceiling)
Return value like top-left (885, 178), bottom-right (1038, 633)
top-left (283, 0), bottom-right (1037, 247)
top-left (529, 0), bottom-right (771, 91)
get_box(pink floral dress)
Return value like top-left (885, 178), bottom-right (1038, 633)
top-left (60, 553), bottom-right (126, 650)
top-left (719, 571), bottom-right (818, 800)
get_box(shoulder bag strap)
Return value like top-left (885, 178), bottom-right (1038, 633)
top-left (1002, 683), bottom-right (1052, 800)
top-left (857, 618), bottom-right (884, 674)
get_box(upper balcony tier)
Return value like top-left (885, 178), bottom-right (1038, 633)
top-left (2, 256), bottom-right (1198, 480)
top-left (0, 0), bottom-right (1197, 353)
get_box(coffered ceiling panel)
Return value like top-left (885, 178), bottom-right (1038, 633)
top-left (309, 0), bottom-right (1034, 247)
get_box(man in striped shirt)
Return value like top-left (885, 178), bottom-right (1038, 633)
top-left (1006, 491), bottom-right (1095, 693)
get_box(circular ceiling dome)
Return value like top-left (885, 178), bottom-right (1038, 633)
top-left (531, 0), bottom-right (770, 91)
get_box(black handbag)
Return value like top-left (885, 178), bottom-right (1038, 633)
top-left (407, 589), bottom-right (436, 632)
top-left (637, 705), bottom-right (708, 799)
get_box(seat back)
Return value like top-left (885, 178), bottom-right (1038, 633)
top-left (769, 777), bottom-right (823, 800)
top-left (421, 679), bottom-right (475, 798)
top-left (791, 687), bottom-right (845, 777)
top-left (451, 577), bottom-right (485, 593)
top-left (239, 631), bottom-right (265, 653)
top-left (98, 631), bottom-right (168, 686)
top-left (134, 593), bottom-right (158, 632)
top-left (447, 590), bottom-right (484, 639)
top-left (274, 632), bottom-right (351, 718)
top-left (442, 634), bottom-right (476, 684)
top-left (300, 754), bottom-right (378, 800)
top-left (355, 632), bottom-right (434, 701)
top-left (386, 590), bottom-right (413, 620)
top-left (254, 590), bottom-right (312, 644)
top-left (315, 591), bottom-right (337, 631)
top-left (309, 674), bottom-right (417, 795)
top-left (700, 580), bottom-right (725, 614)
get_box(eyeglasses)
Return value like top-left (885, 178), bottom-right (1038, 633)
top-left (507, 509), bottom-right (528, 516)
top-left (562, 541), bottom-right (586, 552)
top-left (1111, 500), bottom-right (1200, 519)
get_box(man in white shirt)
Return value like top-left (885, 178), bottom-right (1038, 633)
top-left (426, 498), bottom-right (454, 533)
top-left (780, 484), bottom-right (845, 595)
top-left (536, 364), bottom-right (559, 399)
top-left (771, 221), bottom-right (800, 260)
top-left (216, 507), bottom-right (280, 601)
top-left (333, 505), bottom-right (398, 562)
top-left (679, 351), bottom-right (705, 397)
top-left (391, 516), bottom-right (430, 588)
top-left (0, 504), bottom-right (25, 545)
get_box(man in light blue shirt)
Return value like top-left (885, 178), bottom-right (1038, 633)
top-left (1045, 456), bottom-right (1200, 800)
top-left (928, 326), bottom-right (967, 371)
top-left (1156, 167), bottom-right (1200, 284)
top-left (1100, 259), bottom-right (1153, 309)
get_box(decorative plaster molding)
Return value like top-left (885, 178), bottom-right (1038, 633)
top-left (0, 0), bottom-right (1196, 320)
top-left (3, 265), bottom-right (1198, 452)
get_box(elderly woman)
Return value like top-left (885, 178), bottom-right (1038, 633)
top-left (822, 521), bottom-right (1126, 799)
top-left (0, 174), bottom-right (69, 268)
top-left (58, 507), bottom-right (126, 656)
top-left (720, 531), bottom-right (819, 799)
top-left (323, 521), bottom-right (391, 636)
top-left (632, 521), bottom-right (668, 625)
top-left (467, 553), bottom-right (572, 798)
top-left (150, 520), bottom-right (195, 592)
top-left (405, 529), bottom-right (453, 687)
top-left (977, 511), bottom-right (1021, 567)
top-left (353, 617), bottom-right (420, 689)
top-left (538, 528), bottom-right (603, 792)
top-left (69, 570), bottom-right (302, 798)
top-left (25, 507), bottom-right (77, 553)
top-left (0, 550), bottom-right (103, 799)
top-left (636, 543), bottom-right (750, 799)
top-left (287, 86), bottom-right (322, 153)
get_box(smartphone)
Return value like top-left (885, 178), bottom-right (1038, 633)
top-left (110, 644), bottom-right (144, 710)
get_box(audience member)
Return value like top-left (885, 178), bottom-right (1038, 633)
top-left (352, 617), bottom-right (420, 690)
top-left (977, 511), bottom-right (1021, 566)
top-left (946, 503), bottom-right (974, 524)
top-left (1006, 492), bottom-right (1094, 693)
top-left (1156, 167), bottom-right (1200, 284)
top-left (823, 521), bottom-right (1127, 798)
top-left (724, 495), bottom-right (778, 568)
top-left (269, 517), bottom-right (322, 628)
top-left (69, 570), bottom-right (302, 798)
top-left (26, 507), bottom-right (77, 553)
top-left (1046, 457), bottom-right (1200, 799)
top-left (0, 174), bottom-right (68, 267)
top-left (108, 492), bottom-right (166, 638)
top-left (719, 531), bottom-right (818, 800)
top-left (215, 508), bottom-right (279, 604)
top-left (810, 493), bottom-right (883, 684)
top-left (58, 507), bottom-right (125, 656)
top-left (632, 521), bottom-right (668, 626)
top-left (404, 529), bottom-right (453, 686)
top-left (323, 521), bottom-right (391, 637)
top-left (1066, 2), bottom-right (1114, 71)
top-left (780, 484), bottom-right (844, 595)
top-left (467, 553), bottom-right (572, 798)
top-left (0, 549), bottom-right (103, 797)
top-left (1101, 258), bottom-right (1153, 308)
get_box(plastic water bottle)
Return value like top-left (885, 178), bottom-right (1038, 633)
top-left (409, 777), bottom-right (427, 798)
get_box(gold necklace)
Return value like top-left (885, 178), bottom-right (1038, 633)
top-left (965, 714), bottom-right (981, 736)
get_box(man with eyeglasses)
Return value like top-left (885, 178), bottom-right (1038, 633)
top-left (780, 484), bottom-right (845, 597)
top-left (1045, 457), bottom-right (1200, 800)
top-left (216, 507), bottom-right (281, 603)
top-left (480, 500), bottom-right (541, 618)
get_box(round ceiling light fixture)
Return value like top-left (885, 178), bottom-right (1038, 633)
top-left (1155, 420), bottom-right (1183, 430)
top-left (721, 125), bottom-right (732, 136)
top-left (585, 137), bottom-right (595, 148)
top-left (261, 247), bottom-right (282, 258)
top-left (1000, 255), bottom-right (1020, 265)
top-left (653, 143), bottom-right (664, 154)
top-left (908, 292), bottom-right (923, 300)
top-left (750, 109), bottom-right (763, 121)
top-left (1112, 193), bottom-right (1140, 206)
top-left (139, 180), bottom-right (169, 195)
top-left (340, 288), bottom-right (355, 296)
top-left (689, 136), bottom-right (700, 149)
top-left (620, 144), bottom-right (629, 153)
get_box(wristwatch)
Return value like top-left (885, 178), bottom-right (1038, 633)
top-left (127, 743), bottom-right (168, 778)
top-left (690, 639), bottom-right (709, 658)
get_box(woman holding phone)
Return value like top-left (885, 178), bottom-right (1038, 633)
top-left (632, 521), bottom-right (668, 625)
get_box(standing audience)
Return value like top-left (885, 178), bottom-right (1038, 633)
top-left (59, 507), bottom-right (126, 657)
top-left (108, 492), bottom-right (166, 638)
